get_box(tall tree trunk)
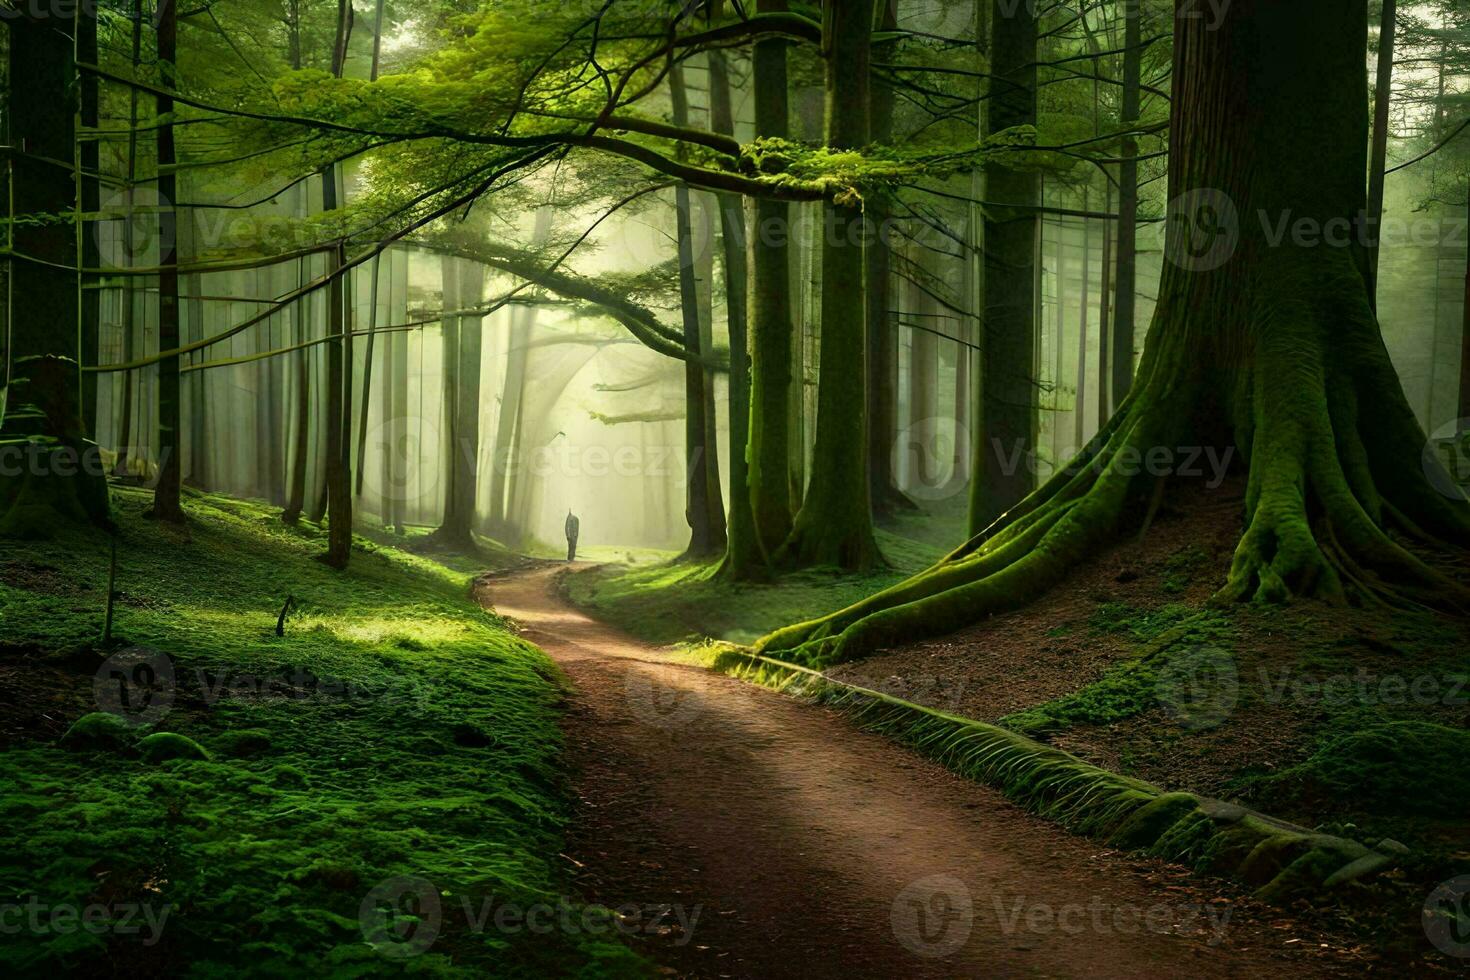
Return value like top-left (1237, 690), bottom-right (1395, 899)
top-left (0, 8), bottom-right (110, 534)
top-left (710, 47), bottom-right (762, 579)
top-left (79, 8), bottom-right (100, 438)
top-left (113, 0), bottom-right (145, 480)
top-left (1097, 184), bottom-right (1114, 422)
top-left (150, 0), bottom-right (185, 523)
top-left (1364, 0), bottom-right (1397, 307)
top-left (281, 23), bottom-right (311, 525)
top-left (435, 257), bottom-right (484, 548)
top-left (1075, 191), bottom-right (1091, 451)
top-left (353, 0), bottom-right (389, 498)
top-left (671, 66), bottom-right (726, 558)
top-left (320, 0), bottom-right (354, 567)
top-left (1110, 0), bottom-right (1142, 410)
top-left (747, 0), bottom-right (796, 558)
top-left (968, 0), bottom-right (1039, 534)
top-left (761, 0), bottom-right (1470, 665)
top-left (778, 0), bottom-right (881, 570)
top-left (867, 0), bottom-right (912, 518)
top-left (1459, 178), bottom-right (1470, 423)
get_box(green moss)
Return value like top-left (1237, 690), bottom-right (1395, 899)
top-left (0, 487), bottom-right (643, 976)
top-left (1241, 721), bottom-right (1470, 819)
top-left (565, 526), bottom-right (945, 646)
top-left (211, 728), bottom-right (274, 758)
top-left (59, 712), bottom-right (140, 752)
top-left (137, 732), bottom-right (212, 763)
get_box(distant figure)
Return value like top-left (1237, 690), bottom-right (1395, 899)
top-left (565, 509), bottom-right (580, 562)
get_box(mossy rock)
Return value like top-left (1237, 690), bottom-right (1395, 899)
top-left (212, 728), bottom-right (274, 758)
top-left (1107, 792), bottom-right (1201, 850)
top-left (59, 712), bottom-right (140, 752)
top-left (137, 731), bottom-right (211, 763)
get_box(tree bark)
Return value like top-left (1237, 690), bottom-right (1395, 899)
top-left (968, 0), bottom-right (1039, 534)
top-left (671, 66), bottom-right (727, 558)
top-left (320, 0), bottom-right (354, 567)
top-left (778, 0), bottom-right (881, 570)
top-left (1364, 0), bottom-right (1397, 307)
top-left (149, 0), bottom-right (185, 523)
top-left (0, 8), bottom-right (110, 535)
top-left (435, 258), bottom-right (485, 548)
top-left (747, 0), bottom-right (797, 558)
top-left (1110, 0), bottom-right (1142, 411)
top-left (711, 47), bottom-right (762, 579)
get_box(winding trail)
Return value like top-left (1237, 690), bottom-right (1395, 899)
top-left (481, 565), bottom-right (1355, 979)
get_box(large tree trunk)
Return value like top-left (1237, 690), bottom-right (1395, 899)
top-left (759, 0), bottom-right (1470, 666)
top-left (747, 0), bottom-right (797, 559)
top-left (0, 9), bottom-right (111, 535)
top-left (776, 0), bottom-right (881, 571)
top-left (968, 0), bottom-right (1039, 534)
top-left (150, 0), bottom-right (185, 523)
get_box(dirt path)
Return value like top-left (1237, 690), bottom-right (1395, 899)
top-left (481, 565), bottom-right (1359, 979)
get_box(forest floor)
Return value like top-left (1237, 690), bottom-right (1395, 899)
top-left (0, 489), bottom-right (644, 976)
top-left (565, 478), bottom-right (1470, 971)
top-left (484, 563), bottom-right (1374, 978)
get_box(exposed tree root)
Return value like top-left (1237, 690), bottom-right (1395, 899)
top-left (758, 268), bottom-right (1470, 668)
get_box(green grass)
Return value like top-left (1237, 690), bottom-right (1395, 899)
top-left (564, 527), bottom-right (948, 646)
top-left (0, 488), bottom-right (644, 977)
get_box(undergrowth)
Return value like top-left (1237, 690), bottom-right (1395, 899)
top-left (0, 487), bottom-right (644, 977)
top-left (564, 527), bottom-right (945, 646)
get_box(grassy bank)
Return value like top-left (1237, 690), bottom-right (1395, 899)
top-left (564, 527), bottom-right (947, 646)
top-left (0, 488), bottom-right (643, 976)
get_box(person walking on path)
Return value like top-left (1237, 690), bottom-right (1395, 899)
top-left (565, 509), bottom-right (580, 562)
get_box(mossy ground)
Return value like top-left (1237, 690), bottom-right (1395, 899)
top-left (0, 487), bottom-right (645, 976)
top-left (564, 526), bottom-right (947, 646)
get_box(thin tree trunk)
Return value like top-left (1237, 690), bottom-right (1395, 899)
top-left (320, 0), bottom-right (354, 567)
top-left (113, 0), bottom-right (144, 479)
top-left (79, 8), bottom-right (100, 437)
top-left (1110, 0), bottom-right (1142, 409)
top-left (353, 0), bottom-right (389, 497)
top-left (670, 65), bottom-right (725, 558)
top-left (1365, 0), bottom-right (1397, 307)
top-left (150, 0), bottom-right (185, 523)
top-left (1075, 191), bottom-right (1091, 451)
top-left (710, 45), bottom-right (761, 578)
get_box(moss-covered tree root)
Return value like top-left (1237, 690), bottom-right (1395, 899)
top-left (698, 644), bottom-right (1401, 906)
